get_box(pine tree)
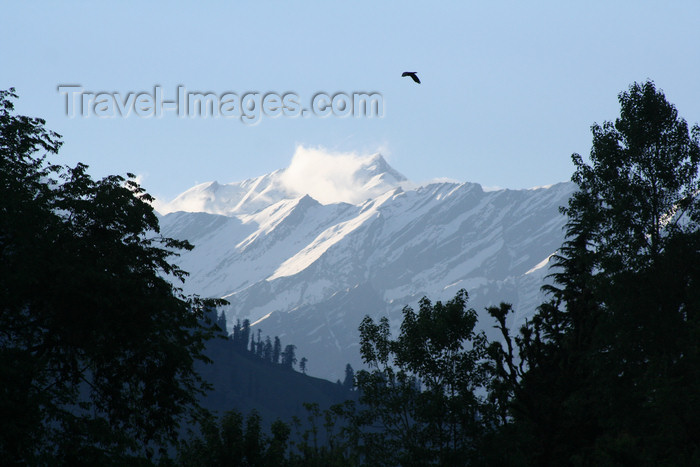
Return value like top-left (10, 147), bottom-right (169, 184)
top-left (272, 336), bottom-right (282, 364)
top-left (263, 336), bottom-right (273, 362)
top-left (232, 318), bottom-right (241, 345)
top-left (240, 319), bottom-right (251, 352)
top-left (255, 329), bottom-right (263, 358)
top-left (342, 364), bottom-right (354, 390)
top-left (281, 345), bottom-right (297, 370)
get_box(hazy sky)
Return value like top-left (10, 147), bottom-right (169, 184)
top-left (4, 2), bottom-right (700, 202)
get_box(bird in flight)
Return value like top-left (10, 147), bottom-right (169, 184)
top-left (402, 71), bottom-right (420, 84)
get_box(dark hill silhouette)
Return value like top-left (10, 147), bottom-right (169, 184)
top-left (196, 324), bottom-right (353, 426)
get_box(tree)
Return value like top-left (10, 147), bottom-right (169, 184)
top-left (355, 290), bottom-right (492, 466)
top-left (255, 329), bottom-right (263, 358)
top-left (243, 410), bottom-right (264, 465)
top-left (288, 401), bottom-right (359, 466)
top-left (342, 364), bottom-right (354, 390)
top-left (240, 319), bottom-right (251, 352)
top-left (217, 311), bottom-right (228, 335)
top-left (569, 80), bottom-right (700, 272)
top-left (506, 80), bottom-right (700, 465)
top-left (273, 336), bottom-right (282, 364)
top-left (176, 409), bottom-right (291, 466)
top-left (0, 88), bottom-right (224, 463)
top-left (263, 336), bottom-right (273, 362)
top-left (232, 319), bottom-right (241, 346)
top-left (281, 345), bottom-right (297, 370)
top-left (299, 357), bottom-right (308, 375)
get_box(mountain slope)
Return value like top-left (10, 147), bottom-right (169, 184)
top-left (157, 151), bottom-right (574, 380)
top-left (199, 332), bottom-right (351, 425)
top-left (157, 149), bottom-right (406, 216)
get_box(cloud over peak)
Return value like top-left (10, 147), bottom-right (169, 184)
top-left (279, 146), bottom-right (405, 205)
top-left (155, 146), bottom-right (407, 215)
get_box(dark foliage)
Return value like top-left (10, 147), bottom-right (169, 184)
top-left (6, 80), bottom-right (699, 466)
top-left (354, 290), bottom-right (494, 466)
top-left (490, 80), bottom-right (700, 465)
top-left (177, 80), bottom-right (700, 466)
top-left (196, 324), bottom-right (352, 427)
top-left (0, 88), bottom-right (224, 464)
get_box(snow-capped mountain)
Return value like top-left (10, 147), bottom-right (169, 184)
top-left (157, 148), bottom-right (575, 380)
top-left (158, 147), bottom-right (407, 216)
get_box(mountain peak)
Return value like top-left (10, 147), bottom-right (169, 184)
top-left (158, 176), bottom-right (576, 380)
top-left (297, 193), bottom-right (321, 207)
top-left (157, 147), bottom-right (408, 215)
top-left (363, 153), bottom-right (407, 183)
top-left (278, 147), bottom-right (406, 205)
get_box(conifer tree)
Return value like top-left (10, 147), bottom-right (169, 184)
top-left (263, 336), bottom-right (273, 362)
top-left (281, 345), bottom-right (297, 369)
top-left (272, 336), bottom-right (282, 364)
top-left (240, 319), bottom-right (251, 352)
top-left (232, 319), bottom-right (241, 346)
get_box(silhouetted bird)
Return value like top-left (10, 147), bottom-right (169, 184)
top-left (402, 72), bottom-right (420, 84)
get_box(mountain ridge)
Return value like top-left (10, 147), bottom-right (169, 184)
top-left (157, 152), bottom-right (574, 380)
top-left (157, 151), bottom-right (406, 216)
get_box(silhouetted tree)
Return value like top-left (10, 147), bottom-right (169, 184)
top-left (263, 336), bottom-right (273, 362)
top-left (273, 336), bottom-right (282, 364)
top-left (503, 80), bottom-right (700, 465)
top-left (342, 364), bottom-right (354, 390)
top-left (0, 88), bottom-right (224, 463)
top-left (240, 319), bottom-right (250, 352)
top-left (177, 409), bottom-right (291, 466)
top-left (216, 311), bottom-right (228, 336)
top-left (266, 419), bottom-right (291, 465)
top-left (355, 290), bottom-right (492, 465)
top-left (232, 319), bottom-right (241, 346)
top-left (244, 410), bottom-right (263, 465)
top-left (299, 357), bottom-right (308, 375)
top-left (255, 329), bottom-right (264, 358)
top-left (281, 345), bottom-right (297, 370)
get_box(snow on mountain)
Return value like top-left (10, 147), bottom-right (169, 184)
top-left (157, 146), bottom-right (406, 216)
top-left (157, 149), bottom-right (575, 381)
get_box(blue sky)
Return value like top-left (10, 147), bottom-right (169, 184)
top-left (4, 2), bottom-right (700, 202)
